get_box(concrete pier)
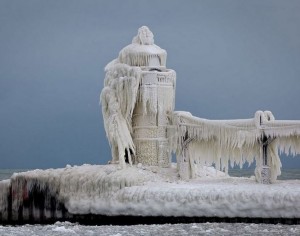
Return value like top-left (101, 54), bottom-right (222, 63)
top-left (1, 165), bottom-right (300, 225)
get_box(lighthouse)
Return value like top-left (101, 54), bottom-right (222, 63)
top-left (101, 26), bottom-right (176, 168)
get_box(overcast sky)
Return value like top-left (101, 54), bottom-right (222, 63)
top-left (1, 0), bottom-right (300, 169)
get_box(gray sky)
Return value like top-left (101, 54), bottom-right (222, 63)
top-left (1, 0), bottom-right (300, 169)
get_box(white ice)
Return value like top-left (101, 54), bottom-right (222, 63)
top-left (100, 26), bottom-right (300, 184)
top-left (2, 164), bottom-right (299, 219)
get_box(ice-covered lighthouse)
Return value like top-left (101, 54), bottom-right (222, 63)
top-left (101, 26), bottom-right (176, 168)
top-left (101, 26), bottom-right (300, 184)
top-left (1, 26), bottom-right (300, 225)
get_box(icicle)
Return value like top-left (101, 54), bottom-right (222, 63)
top-left (100, 66), bottom-right (139, 167)
top-left (139, 84), bottom-right (158, 115)
top-left (173, 111), bottom-right (262, 179)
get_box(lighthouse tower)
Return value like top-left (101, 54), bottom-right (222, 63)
top-left (101, 26), bottom-right (176, 168)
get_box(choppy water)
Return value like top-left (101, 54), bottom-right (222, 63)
top-left (0, 221), bottom-right (299, 236)
top-left (1, 169), bottom-right (300, 235)
top-left (228, 168), bottom-right (300, 180)
top-left (0, 169), bottom-right (30, 181)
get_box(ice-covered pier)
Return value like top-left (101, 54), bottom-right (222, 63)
top-left (1, 26), bottom-right (300, 225)
top-left (1, 165), bottom-right (300, 224)
top-left (100, 26), bottom-right (300, 184)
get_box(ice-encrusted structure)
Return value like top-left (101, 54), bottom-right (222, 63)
top-left (100, 26), bottom-right (300, 184)
top-left (173, 110), bottom-right (300, 183)
top-left (101, 26), bottom-right (176, 168)
top-left (1, 26), bottom-right (300, 224)
top-left (1, 165), bottom-right (300, 223)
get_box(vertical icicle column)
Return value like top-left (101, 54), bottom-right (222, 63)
top-left (157, 72), bottom-right (176, 167)
top-left (132, 70), bottom-right (176, 167)
top-left (254, 110), bottom-right (277, 184)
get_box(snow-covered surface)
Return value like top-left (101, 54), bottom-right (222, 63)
top-left (0, 221), bottom-right (299, 236)
top-left (3, 164), bottom-right (300, 219)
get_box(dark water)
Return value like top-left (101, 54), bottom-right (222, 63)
top-left (0, 169), bottom-right (30, 181)
top-left (228, 168), bottom-right (300, 180)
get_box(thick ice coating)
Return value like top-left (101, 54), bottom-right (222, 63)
top-left (1, 165), bottom-right (300, 220)
top-left (1, 26), bottom-right (300, 224)
top-left (100, 26), bottom-right (176, 169)
top-left (100, 26), bottom-right (300, 183)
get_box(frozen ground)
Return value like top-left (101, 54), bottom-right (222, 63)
top-left (0, 221), bottom-right (299, 236)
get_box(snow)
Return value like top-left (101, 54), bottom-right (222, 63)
top-left (1, 164), bottom-right (300, 219)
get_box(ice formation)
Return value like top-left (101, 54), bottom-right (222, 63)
top-left (100, 26), bottom-right (300, 184)
top-left (1, 165), bottom-right (300, 222)
top-left (1, 26), bottom-right (300, 223)
top-left (172, 110), bottom-right (300, 183)
top-left (0, 180), bottom-right (10, 221)
top-left (101, 26), bottom-right (176, 168)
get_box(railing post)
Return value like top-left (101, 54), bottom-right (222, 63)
top-left (178, 147), bottom-right (190, 180)
top-left (260, 135), bottom-right (271, 184)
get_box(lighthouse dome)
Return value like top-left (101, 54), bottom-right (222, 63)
top-left (118, 26), bottom-right (167, 68)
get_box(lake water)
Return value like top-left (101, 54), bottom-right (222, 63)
top-left (1, 168), bottom-right (299, 235)
top-left (0, 221), bottom-right (299, 236)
